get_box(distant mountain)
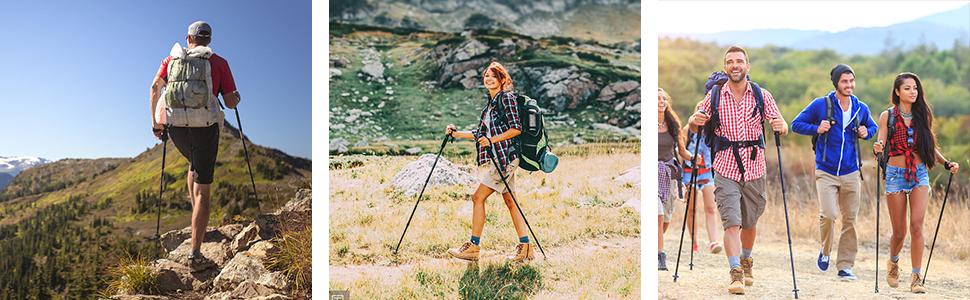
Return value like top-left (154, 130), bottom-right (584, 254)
top-left (914, 4), bottom-right (970, 30)
top-left (0, 173), bottom-right (12, 191)
top-left (0, 156), bottom-right (49, 191)
top-left (665, 5), bottom-right (970, 55)
top-left (668, 29), bottom-right (827, 49)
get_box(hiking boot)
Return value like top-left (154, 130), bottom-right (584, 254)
top-left (910, 273), bottom-right (926, 293)
top-left (506, 243), bottom-right (534, 263)
top-left (708, 242), bottom-right (723, 254)
top-left (187, 249), bottom-right (203, 263)
top-left (447, 242), bottom-right (480, 261)
top-left (817, 251), bottom-right (830, 272)
top-left (728, 267), bottom-right (745, 294)
top-left (740, 257), bottom-right (754, 286)
top-left (659, 252), bottom-right (668, 271)
top-left (886, 259), bottom-right (900, 288)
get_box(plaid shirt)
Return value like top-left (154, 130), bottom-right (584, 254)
top-left (698, 82), bottom-right (782, 182)
top-left (471, 91), bottom-right (522, 172)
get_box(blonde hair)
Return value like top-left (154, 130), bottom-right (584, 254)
top-left (485, 61), bottom-right (514, 91)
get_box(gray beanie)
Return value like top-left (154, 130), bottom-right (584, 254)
top-left (830, 64), bottom-right (854, 87)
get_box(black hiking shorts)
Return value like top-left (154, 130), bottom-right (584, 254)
top-left (168, 124), bottom-right (220, 184)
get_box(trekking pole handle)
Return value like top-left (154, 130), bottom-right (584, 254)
top-left (774, 131), bottom-right (782, 147)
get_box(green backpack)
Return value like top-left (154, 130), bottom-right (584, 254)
top-left (496, 91), bottom-right (558, 173)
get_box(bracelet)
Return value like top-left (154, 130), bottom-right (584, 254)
top-left (944, 160), bottom-right (953, 170)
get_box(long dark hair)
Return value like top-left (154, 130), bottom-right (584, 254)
top-left (659, 88), bottom-right (682, 145)
top-left (891, 72), bottom-right (938, 169)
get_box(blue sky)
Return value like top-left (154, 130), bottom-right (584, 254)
top-left (0, 0), bottom-right (311, 160)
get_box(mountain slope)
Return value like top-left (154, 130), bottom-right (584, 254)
top-left (0, 121), bottom-right (310, 298)
top-left (329, 22), bottom-right (641, 147)
top-left (330, 0), bottom-right (641, 44)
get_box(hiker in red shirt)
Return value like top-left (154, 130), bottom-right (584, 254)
top-left (149, 21), bottom-right (240, 264)
top-left (688, 46), bottom-right (788, 295)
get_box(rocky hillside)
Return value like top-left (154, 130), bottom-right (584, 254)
top-left (329, 22), bottom-right (640, 151)
top-left (330, 0), bottom-right (641, 44)
top-left (0, 121), bottom-right (311, 298)
top-left (110, 189), bottom-right (310, 299)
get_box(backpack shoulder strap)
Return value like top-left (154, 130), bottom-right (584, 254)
top-left (749, 82), bottom-right (766, 120)
top-left (825, 94), bottom-right (834, 121)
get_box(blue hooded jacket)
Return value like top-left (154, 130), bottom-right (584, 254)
top-left (791, 91), bottom-right (878, 176)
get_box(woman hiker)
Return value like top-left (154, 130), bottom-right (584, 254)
top-left (444, 61), bottom-right (534, 263)
top-left (658, 88), bottom-right (691, 270)
top-left (873, 72), bottom-right (960, 293)
top-left (681, 100), bottom-right (723, 256)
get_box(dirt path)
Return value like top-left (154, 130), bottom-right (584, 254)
top-left (330, 236), bottom-right (640, 298)
top-left (658, 235), bottom-right (970, 299)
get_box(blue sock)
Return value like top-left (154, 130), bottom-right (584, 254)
top-left (891, 255), bottom-right (899, 262)
top-left (519, 236), bottom-right (529, 243)
top-left (741, 248), bottom-right (752, 259)
top-left (912, 268), bottom-right (920, 275)
top-left (728, 256), bottom-right (741, 269)
top-left (470, 235), bottom-right (481, 246)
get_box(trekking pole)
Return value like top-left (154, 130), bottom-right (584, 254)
top-left (156, 127), bottom-right (169, 257)
top-left (674, 125), bottom-right (704, 281)
top-left (773, 130), bottom-right (800, 299)
top-left (923, 163), bottom-right (955, 285)
top-left (394, 134), bottom-right (453, 254)
top-left (486, 144), bottom-right (547, 259)
top-left (875, 152), bottom-right (884, 293)
top-left (233, 108), bottom-right (258, 201)
top-left (854, 120), bottom-right (864, 182)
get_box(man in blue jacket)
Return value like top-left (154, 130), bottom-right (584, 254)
top-left (792, 64), bottom-right (877, 282)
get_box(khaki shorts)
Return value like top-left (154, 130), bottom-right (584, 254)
top-left (480, 159), bottom-right (517, 194)
top-left (714, 173), bottom-right (767, 229)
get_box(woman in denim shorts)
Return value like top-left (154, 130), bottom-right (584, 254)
top-left (873, 72), bottom-right (960, 293)
top-left (680, 101), bottom-right (722, 255)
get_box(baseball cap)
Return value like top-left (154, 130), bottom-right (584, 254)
top-left (188, 21), bottom-right (212, 38)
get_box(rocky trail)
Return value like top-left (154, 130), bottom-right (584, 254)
top-left (111, 190), bottom-right (311, 300)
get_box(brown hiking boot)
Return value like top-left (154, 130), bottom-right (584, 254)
top-left (447, 242), bottom-right (480, 261)
top-left (506, 243), bottom-right (535, 263)
top-left (728, 267), bottom-right (745, 294)
top-left (886, 259), bottom-right (900, 288)
top-left (910, 273), bottom-right (926, 293)
top-left (740, 257), bottom-right (754, 286)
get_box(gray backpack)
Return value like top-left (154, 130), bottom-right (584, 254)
top-left (162, 43), bottom-right (223, 127)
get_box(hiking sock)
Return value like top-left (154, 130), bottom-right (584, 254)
top-left (519, 236), bottom-right (529, 244)
top-left (891, 255), bottom-right (900, 263)
top-left (470, 235), bottom-right (481, 246)
top-left (912, 268), bottom-right (920, 275)
top-left (728, 256), bottom-right (741, 269)
top-left (741, 248), bottom-right (752, 259)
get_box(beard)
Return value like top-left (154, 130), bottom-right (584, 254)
top-left (729, 69), bottom-right (747, 83)
top-left (837, 87), bottom-right (853, 97)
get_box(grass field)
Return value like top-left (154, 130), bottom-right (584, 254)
top-left (330, 142), bottom-right (640, 299)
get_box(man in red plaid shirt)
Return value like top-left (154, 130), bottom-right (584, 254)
top-left (688, 46), bottom-right (789, 295)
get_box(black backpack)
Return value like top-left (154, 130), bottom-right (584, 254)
top-left (701, 80), bottom-right (767, 181)
top-left (495, 91), bottom-right (556, 173)
top-left (810, 95), bottom-right (837, 152)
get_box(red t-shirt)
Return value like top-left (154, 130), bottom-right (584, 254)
top-left (157, 53), bottom-right (237, 97)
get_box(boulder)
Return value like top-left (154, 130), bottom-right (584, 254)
top-left (391, 154), bottom-right (477, 196)
top-left (329, 139), bottom-right (349, 154)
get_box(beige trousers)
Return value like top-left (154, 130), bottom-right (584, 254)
top-left (815, 170), bottom-right (861, 270)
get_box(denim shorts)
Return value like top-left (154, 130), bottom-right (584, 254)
top-left (682, 170), bottom-right (714, 189)
top-left (885, 163), bottom-right (930, 194)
